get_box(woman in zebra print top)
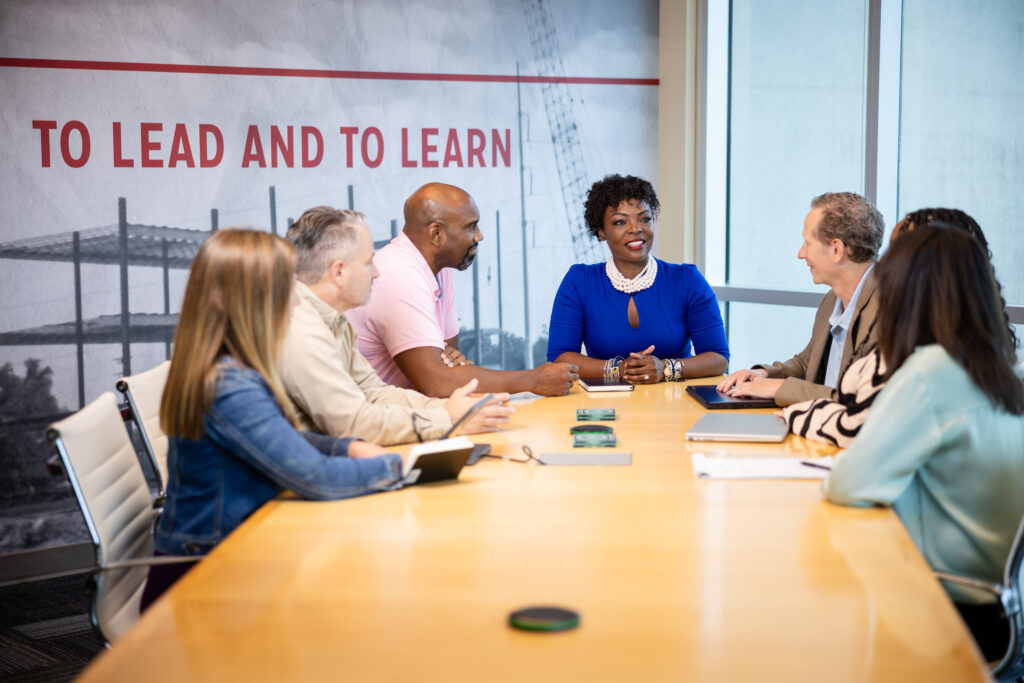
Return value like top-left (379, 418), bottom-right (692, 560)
top-left (783, 345), bottom-right (885, 447)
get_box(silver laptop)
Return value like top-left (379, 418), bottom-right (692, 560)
top-left (685, 413), bottom-right (789, 443)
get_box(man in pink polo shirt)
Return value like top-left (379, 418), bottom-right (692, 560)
top-left (347, 183), bottom-right (578, 397)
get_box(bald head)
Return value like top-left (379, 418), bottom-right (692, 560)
top-left (404, 183), bottom-right (473, 230)
top-left (402, 183), bottom-right (482, 274)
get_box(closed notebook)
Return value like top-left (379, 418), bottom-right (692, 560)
top-left (578, 377), bottom-right (634, 392)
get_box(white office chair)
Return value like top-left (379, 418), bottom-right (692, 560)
top-left (48, 391), bottom-right (198, 646)
top-left (936, 514), bottom-right (1024, 681)
top-left (117, 360), bottom-right (171, 501)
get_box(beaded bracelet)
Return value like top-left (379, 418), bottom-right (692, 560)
top-left (603, 356), bottom-right (624, 381)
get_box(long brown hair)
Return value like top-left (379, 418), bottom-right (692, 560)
top-left (897, 207), bottom-right (1018, 351)
top-left (161, 229), bottom-right (299, 439)
top-left (876, 224), bottom-right (1023, 415)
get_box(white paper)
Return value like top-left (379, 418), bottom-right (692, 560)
top-left (691, 453), bottom-right (833, 480)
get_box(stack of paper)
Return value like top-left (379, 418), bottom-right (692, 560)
top-left (691, 453), bottom-right (833, 480)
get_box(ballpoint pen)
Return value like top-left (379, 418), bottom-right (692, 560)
top-left (800, 460), bottom-right (832, 471)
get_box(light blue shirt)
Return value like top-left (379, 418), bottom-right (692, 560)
top-left (824, 265), bottom-right (873, 387)
top-left (824, 344), bottom-right (1024, 603)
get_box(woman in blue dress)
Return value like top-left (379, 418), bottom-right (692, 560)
top-left (547, 174), bottom-right (729, 383)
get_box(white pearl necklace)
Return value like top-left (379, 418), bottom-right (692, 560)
top-left (605, 257), bottom-right (657, 294)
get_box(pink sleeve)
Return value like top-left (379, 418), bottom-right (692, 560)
top-left (369, 267), bottom-right (446, 356)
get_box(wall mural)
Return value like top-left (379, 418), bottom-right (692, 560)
top-left (0, 0), bottom-right (658, 554)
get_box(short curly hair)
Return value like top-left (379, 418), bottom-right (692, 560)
top-left (809, 192), bottom-right (884, 263)
top-left (583, 174), bottom-right (660, 239)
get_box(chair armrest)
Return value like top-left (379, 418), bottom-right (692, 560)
top-left (94, 555), bottom-right (203, 573)
top-left (935, 571), bottom-right (1002, 601)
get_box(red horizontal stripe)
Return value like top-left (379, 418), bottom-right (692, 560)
top-left (0, 57), bottom-right (658, 86)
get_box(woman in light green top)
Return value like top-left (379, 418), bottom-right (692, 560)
top-left (823, 223), bottom-right (1024, 661)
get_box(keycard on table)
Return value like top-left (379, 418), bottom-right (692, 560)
top-left (572, 432), bottom-right (618, 448)
top-left (576, 408), bottom-right (616, 422)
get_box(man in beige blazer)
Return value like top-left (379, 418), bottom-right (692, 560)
top-left (717, 192), bottom-right (883, 407)
top-left (281, 206), bottom-right (513, 445)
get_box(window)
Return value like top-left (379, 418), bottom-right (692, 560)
top-left (897, 0), bottom-right (1024, 304)
top-left (703, 0), bottom-right (1023, 369)
top-left (723, 0), bottom-right (869, 367)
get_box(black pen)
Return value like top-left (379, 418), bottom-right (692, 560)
top-left (800, 460), bottom-right (832, 471)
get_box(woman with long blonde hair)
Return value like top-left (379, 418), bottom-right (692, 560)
top-left (142, 229), bottom-right (402, 608)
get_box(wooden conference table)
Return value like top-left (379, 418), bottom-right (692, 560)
top-left (80, 380), bottom-right (989, 682)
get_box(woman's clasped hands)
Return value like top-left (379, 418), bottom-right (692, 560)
top-left (621, 345), bottom-right (663, 384)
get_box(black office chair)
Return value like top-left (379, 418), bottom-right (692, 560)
top-left (936, 515), bottom-right (1024, 681)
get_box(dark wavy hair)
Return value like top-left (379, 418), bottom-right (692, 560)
top-left (900, 207), bottom-right (987, 252)
top-left (876, 224), bottom-right (1023, 415)
top-left (897, 207), bottom-right (1016, 351)
top-left (583, 174), bottom-right (660, 239)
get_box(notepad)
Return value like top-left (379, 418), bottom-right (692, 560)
top-left (691, 453), bottom-right (833, 480)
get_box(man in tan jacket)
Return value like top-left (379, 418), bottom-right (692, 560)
top-left (718, 192), bottom-right (883, 407)
top-left (282, 206), bottom-right (512, 445)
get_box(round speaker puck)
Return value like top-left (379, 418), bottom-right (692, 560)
top-left (508, 606), bottom-right (580, 632)
top-left (569, 424), bottom-right (613, 434)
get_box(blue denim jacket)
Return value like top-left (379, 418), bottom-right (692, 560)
top-left (155, 359), bottom-right (403, 556)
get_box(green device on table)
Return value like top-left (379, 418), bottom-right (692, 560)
top-left (576, 408), bottom-right (616, 421)
top-left (572, 431), bottom-right (618, 448)
top-left (508, 606), bottom-right (580, 632)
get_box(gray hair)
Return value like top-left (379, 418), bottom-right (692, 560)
top-left (285, 206), bottom-right (367, 283)
top-left (810, 192), bottom-right (884, 263)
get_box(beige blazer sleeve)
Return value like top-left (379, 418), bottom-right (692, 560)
top-left (754, 270), bottom-right (879, 407)
top-left (282, 302), bottom-right (452, 445)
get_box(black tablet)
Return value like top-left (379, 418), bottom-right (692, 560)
top-left (402, 437), bottom-right (475, 485)
top-left (686, 384), bottom-right (777, 410)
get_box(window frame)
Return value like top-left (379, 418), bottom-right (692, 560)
top-left (698, 0), bottom-right (1024, 326)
